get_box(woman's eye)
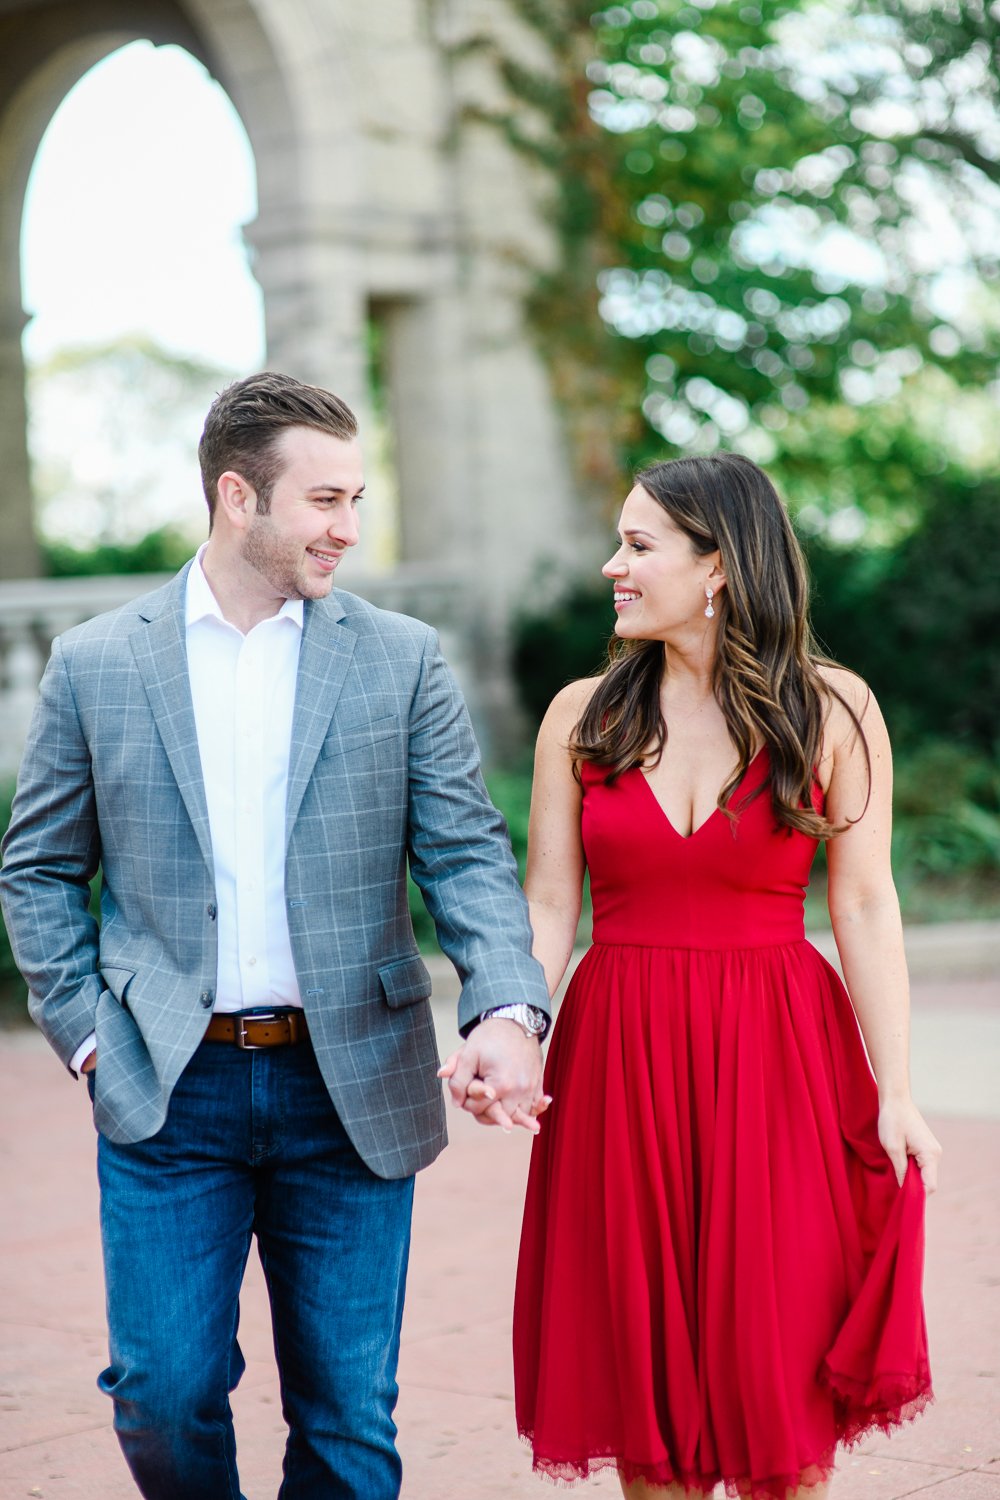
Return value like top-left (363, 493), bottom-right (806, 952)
top-left (630, 541), bottom-right (647, 553)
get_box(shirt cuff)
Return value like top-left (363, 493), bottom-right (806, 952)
top-left (69, 1033), bottom-right (97, 1078)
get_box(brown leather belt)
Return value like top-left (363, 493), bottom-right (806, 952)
top-left (203, 1010), bottom-right (310, 1050)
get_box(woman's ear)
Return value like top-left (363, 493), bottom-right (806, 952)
top-left (706, 554), bottom-right (727, 595)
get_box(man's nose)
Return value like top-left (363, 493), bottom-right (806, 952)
top-left (330, 506), bottom-right (360, 548)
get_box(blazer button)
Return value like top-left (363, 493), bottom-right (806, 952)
top-left (206, 903), bottom-right (217, 920)
top-left (200, 990), bottom-right (214, 1008)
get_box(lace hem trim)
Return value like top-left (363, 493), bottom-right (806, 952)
top-left (518, 1381), bottom-right (933, 1497)
top-left (819, 1365), bottom-right (934, 1451)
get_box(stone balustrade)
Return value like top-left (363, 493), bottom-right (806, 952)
top-left (0, 567), bottom-right (480, 776)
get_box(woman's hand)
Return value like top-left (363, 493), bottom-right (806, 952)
top-left (878, 1096), bottom-right (942, 1193)
top-left (438, 1020), bottom-right (549, 1134)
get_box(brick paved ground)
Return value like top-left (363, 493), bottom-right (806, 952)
top-left (1, 957), bottom-right (997, 1499)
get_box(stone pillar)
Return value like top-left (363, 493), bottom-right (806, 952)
top-left (0, 316), bottom-right (40, 578)
top-left (377, 290), bottom-right (470, 564)
top-left (248, 208), bottom-right (369, 407)
top-left (247, 204), bottom-right (387, 577)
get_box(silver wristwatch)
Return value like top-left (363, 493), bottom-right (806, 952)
top-left (480, 1003), bottom-right (549, 1040)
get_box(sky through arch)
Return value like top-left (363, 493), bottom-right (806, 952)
top-left (21, 40), bottom-right (266, 548)
top-left (22, 39), bottom-right (264, 372)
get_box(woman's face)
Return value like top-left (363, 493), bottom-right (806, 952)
top-left (602, 485), bottom-right (722, 641)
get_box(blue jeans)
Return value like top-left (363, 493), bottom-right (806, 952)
top-left (91, 1037), bottom-right (414, 1499)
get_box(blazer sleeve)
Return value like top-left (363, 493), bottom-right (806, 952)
top-left (0, 637), bottom-right (104, 1067)
top-left (404, 629), bottom-right (551, 1036)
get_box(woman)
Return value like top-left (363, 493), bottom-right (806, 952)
top-left (513, 453), bottom-right (940, 1499)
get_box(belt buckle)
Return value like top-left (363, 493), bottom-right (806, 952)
top-left (236, 1010), bottom-right (281, 1050)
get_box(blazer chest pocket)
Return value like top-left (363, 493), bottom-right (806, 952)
top-left (379, 955), bottom-right (432, 1009)
top-left (320, 713), bottom-right (401, 760)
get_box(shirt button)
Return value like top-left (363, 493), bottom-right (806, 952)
top-left (246, 956), bottom-right (257, 967)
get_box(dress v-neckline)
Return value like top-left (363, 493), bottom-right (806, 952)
top-left (636, 746), bottom-right (766, 842)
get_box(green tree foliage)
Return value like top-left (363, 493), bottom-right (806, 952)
top-left (494, 0), bottom-right (999, 495)
top-left (851, 0), bottom-right (1000, 203)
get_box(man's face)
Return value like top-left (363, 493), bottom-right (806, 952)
top-left (240, 425), bottom-right (364, 601)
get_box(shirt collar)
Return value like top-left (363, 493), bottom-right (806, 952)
top-left (185, 543), bottom-right (305, 632)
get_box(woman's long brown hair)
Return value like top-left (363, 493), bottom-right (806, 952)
top-left (571, 453), bottom-right (868, 839)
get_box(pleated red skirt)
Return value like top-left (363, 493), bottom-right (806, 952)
top-left (513, 756), bottom-right (931, 1496)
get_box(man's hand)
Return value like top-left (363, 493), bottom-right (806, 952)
top-left (438, 1019), bottom-right (550, 1134)
top-left (80, 1051), bottom-right (97, 1075)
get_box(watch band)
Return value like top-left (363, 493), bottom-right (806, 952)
top-left (480, 1002), bottom-right (550, 1040)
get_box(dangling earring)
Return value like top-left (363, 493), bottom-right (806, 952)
top-left (704, 587), bottom-right (715, 619)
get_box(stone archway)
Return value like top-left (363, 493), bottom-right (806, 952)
top-left (0, 2), bottom-right (213, 579)
top-left (0, 0), bottom-right (601, 753)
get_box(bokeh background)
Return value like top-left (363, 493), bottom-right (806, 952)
top-left (0, 0), bottom-right (998, 1000)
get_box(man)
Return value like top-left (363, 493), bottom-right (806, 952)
top-left (0, 372), bottom-right (551, 1499)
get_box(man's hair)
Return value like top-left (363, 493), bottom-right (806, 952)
top-left (198, 371), bottom-right (358, 523)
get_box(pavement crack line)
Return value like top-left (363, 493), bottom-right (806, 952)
top-left (1, 1418), bottom-right (109, 1454)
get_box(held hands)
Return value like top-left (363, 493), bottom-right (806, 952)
top-left (438, 1018), bottom-right (551, 1135)
top-left (878, 1096), bottom-right (942, 1193)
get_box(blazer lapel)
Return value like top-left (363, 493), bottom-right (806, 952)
top-left (129, 566), bottom-right (214, 874)
top-left (286, 595), bottom-right (357, 845)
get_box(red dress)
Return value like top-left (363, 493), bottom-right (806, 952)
top-left (514, 751), bottom-right (931, 1497)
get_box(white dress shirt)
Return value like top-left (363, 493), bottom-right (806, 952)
top-left (186, 547), bottom-right (304, 1011)
top-left (71, 549), bottom-right (304, 1073)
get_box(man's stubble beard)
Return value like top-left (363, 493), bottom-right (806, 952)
top-left (241, 513), bottom-right (326, 602)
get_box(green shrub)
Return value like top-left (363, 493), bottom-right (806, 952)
top-left (43, 526), bottom-right (195, 578)
top-left (512, 581), bottom-right (612, 727)
top-left (892, 741), bottom-right (1000, 881)
top-left (804, 478), bottom-right (1000, 753)
top-left (884, 479), bottom-right (1000, 751)
top-left (483, 769), bottom-right (532, 877)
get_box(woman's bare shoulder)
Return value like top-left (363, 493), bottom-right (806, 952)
top-left (815, 662), bottom-right (876, 719)
top-left (814, 661), bottom-right (889, 764)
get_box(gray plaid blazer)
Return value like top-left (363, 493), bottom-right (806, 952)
top-left (0, 565), bottom-right (549, 1178)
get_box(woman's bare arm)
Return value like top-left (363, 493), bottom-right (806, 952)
top-left (821, 668), bottom-right (942, 1191)
top-left (523, 679), bottom-right (596, 997)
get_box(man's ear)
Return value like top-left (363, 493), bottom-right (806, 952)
top-left (215, 470), bottom-right (257, 530)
